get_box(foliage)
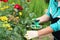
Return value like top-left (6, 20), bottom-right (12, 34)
top-left (0, 0), bottom-right (48, 40)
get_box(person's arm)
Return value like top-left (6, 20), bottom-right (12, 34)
top-left (38, 26), bottom-right (53, 36)
top-left (36, 14), bottom-right (50, 23)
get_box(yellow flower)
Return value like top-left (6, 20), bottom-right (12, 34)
top-left (8, 27), bottom-right (13, 31)
top-left (19, 12), bottom-right (22, 16)
top-left (4, 6), bottom-right (9, 9)
top-left (0, 8), bottom-right (5, 11)
top-left (3, 23), bottom-right (11, 28)
top-left (5, 24), bottom-right (11, 28)
top-left (0, 16), bottom-right (8, 21)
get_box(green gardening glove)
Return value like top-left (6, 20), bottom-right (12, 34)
top-left (31, 19), bottom-right (42, 29)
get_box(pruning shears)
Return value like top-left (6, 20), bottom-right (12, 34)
top-left (30, 18), bottom-right (42, 30)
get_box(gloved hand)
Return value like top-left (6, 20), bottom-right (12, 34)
top-left (31, 18), bottom-right (42, 29)
top-left (32, 19), bottom-right (40, 25)
top-left (24, 31), bottom-right (38, 39)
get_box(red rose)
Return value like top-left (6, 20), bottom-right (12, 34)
top-left (0, 0), bottom-right (3, 1)
top-left (14, 4), bottom-right (23, 10)
top-left (3, 0), bottom-right (8, 2)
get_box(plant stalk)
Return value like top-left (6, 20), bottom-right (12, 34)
top-left (0, 1), bottom-right (2, 7)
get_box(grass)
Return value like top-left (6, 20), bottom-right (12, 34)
top-left (29, 0), bottom-right (48, 17)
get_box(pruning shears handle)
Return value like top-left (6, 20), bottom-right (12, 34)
top-left (31, 18), bottom-right (42, 29)
top-left (32, 18), bottom-right (40, 24)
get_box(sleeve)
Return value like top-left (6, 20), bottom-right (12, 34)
top-left (46, 0), bottom-right (52, 17)
top-left (50, 20), bottom-right (60, 32)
